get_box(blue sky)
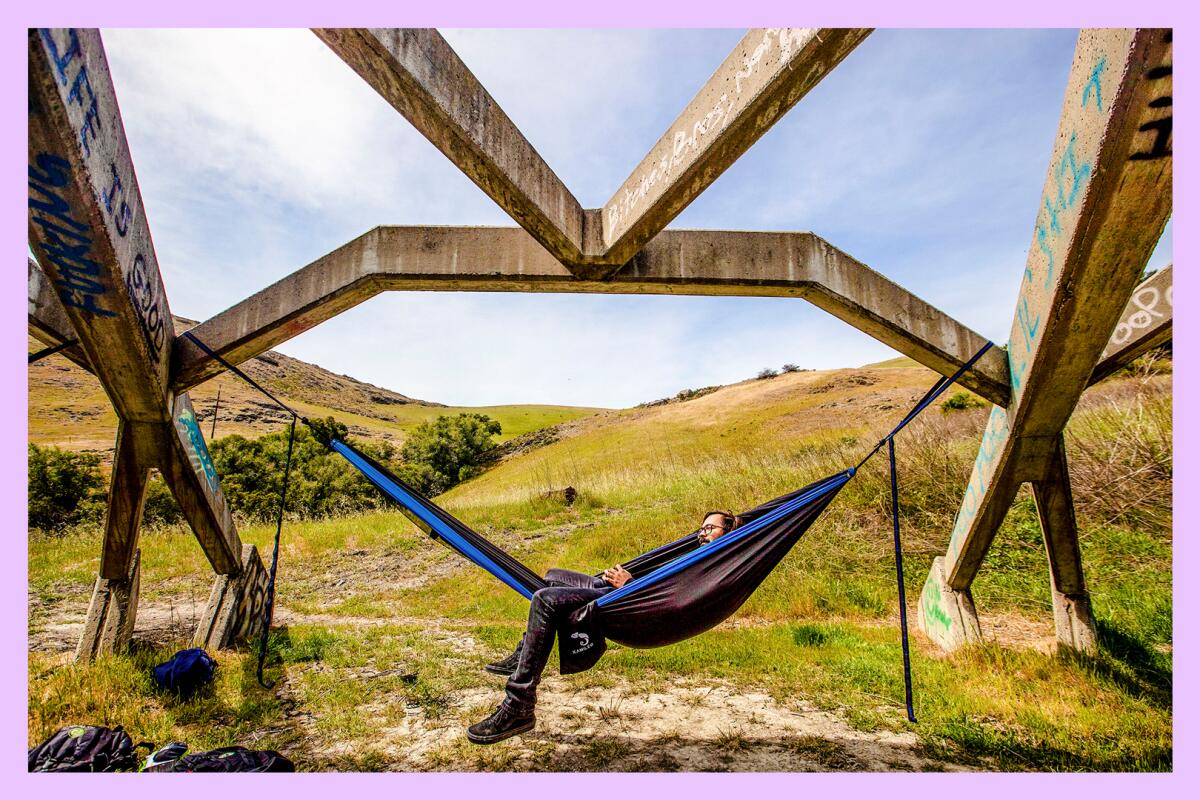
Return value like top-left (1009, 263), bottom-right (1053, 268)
top-left (101, 28), bottom-right (1172, 408)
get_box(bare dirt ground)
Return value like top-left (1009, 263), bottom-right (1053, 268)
top-left (29, 586), bottom-right (992, 772)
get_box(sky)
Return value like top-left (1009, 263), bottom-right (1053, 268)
top-left (99, 28), bottom-right (1173, 409)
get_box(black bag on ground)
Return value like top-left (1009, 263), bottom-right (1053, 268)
top-left (152, 648), bottom-right (217, 698)
top-left (28, 724), bottom-right (148, 772)
top-left (173, 745), bottom-right (295, 772)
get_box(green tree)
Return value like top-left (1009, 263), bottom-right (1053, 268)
top-left (28, 443), bottom-right (104, 531)
top-left (399, 413), bottom-right (502, 495)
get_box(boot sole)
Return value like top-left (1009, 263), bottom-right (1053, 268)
top-left (484, 664), bottom-right (516, 676)
top-left (466, 718), bottom-right (535, 745)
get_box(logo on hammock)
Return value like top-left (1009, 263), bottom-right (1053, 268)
top-left (570, 632), bottom-right (592, 654)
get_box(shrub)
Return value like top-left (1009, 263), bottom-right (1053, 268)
top-left (209, 428), bottom-right (397, 521)
top-left (756, 368), bottom-right (779, 380)
top-left (141, 475), bottom-right (182, 527)
top-left (781, 363), bottom-right (801, 373)
top-left (28, 443), bottom-right (104, 531)
top-left (941, 391), bottom-right (985, 413)
top-left (399, 413), bottom-right (503, 495)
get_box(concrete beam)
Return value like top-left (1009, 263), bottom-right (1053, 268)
top-left (1090, 264), bottom-right (1173, 384)
top-left (28, 29), bottom-right (175, 423)
top-left (196, 544), bottom-right (269, 650)
top-left (314, 29), bottom-right (587, 265)
top-left (599, 28), bottom-right (872, 270)
top-left (157, 394), bottom-right (241, 574)
top-left (938, 29), bottom-right (1172, 593)
top-left (1031, 435), bottom-right (1098, 654)
top-left (171, 226), bottom-right (1009, 405)
top-left (28, 256), bottom-right (92, 371)
top-left (98, 420), bottom-right (152, 580)
top-left (76, 549), bottom-right (141, 662)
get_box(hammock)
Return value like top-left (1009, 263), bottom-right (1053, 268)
top-left (183, 328), bottom-right (992, 720)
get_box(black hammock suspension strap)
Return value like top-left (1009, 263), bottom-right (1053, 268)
top-left (257, 414), bottom-right (297, 689)
top-left (849, 340), bottom-right (993, 725)
top-left (182, 331), bottom-right (303, 688)
top-left (29, 339), bottom-right (77, 364)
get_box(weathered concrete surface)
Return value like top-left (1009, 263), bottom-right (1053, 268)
top-left (98, 421), bottom-right (152, 580)
top-left (29, 29), bottom-right (242, 579)
top-left (1090, 264), bottom-right (1173, 384)
top-left (314, 29), bottom-right (587, 266)
top-left (27, 257), bottom-right (91, 371)
top-left (599, 29), bottom-right (872, 270)
top-left (158, 394), bottom-right (241, 574)
top-left (917, 556), bottom-right (982, 651)
top-left (1032, 436), bottom-right (1098, 654)
top-left (172, 226), bottom-right (1010, 405)
top-left (939, 29), bottom-right (1172, 600)
top-left (28, 29), bottom-right (175, 423)
top-left (76, 549), bottom-right (141, 662)
top-left (195, 544), bottom-right (269, 651)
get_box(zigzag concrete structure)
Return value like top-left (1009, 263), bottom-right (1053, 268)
top-left (27, 27), bottom-right (1171, 661)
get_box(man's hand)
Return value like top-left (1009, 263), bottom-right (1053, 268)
top-left (603, 565), bottom-right (633, 588)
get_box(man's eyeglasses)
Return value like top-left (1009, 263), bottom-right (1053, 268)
top-left (696, 523), bottom-right (728, 542)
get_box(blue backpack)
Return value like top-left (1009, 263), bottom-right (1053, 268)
top-left (152, 648), bottom-right (216, 698)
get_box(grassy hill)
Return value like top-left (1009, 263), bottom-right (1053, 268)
top-left (27, 345), bottom-right (1172, 771)
top-left (27, 318), bottom-right (605, 459)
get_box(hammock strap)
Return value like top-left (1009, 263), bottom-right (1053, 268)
top-left (889, 438), bottom-right (917, 723)
top-left (182, 331), bottom-right (308, 423)
top-left (28, 339), bottom-right (77, 364)
top-left (853, 342), bottom-right (993, 473)
top-left (257, 414), bottom-right (297, 689)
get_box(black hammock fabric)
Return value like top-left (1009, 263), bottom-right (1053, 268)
top-left (330, 438), bottom-right (848, 674)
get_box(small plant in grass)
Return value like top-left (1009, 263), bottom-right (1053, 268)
top-left (941, 391), bottom-right (985, 413)
top-left (713, 727), bottom-right (748, 751)
top-left (756, 368), bottom-right (779, 380)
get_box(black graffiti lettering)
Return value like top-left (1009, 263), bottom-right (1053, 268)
top-left (114, 202), bottom-right (132, 237)
top-left (1147, 65), bottom-right (1172, 80)
top-left (1129, 117), bottom-right (1172, 161)
top-left (101, 162), bottom-right (123, 213)
top-left (1149, 96), bottom-right (1172, 109)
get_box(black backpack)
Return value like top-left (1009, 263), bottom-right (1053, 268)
top-left (28, 725), bottom-right (150, 772)
top-left (172, 746), bottom-right (295, 772)
top-left (152, 648), bottom-right (217, 699)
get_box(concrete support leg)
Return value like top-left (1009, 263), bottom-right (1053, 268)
top-left (917, 556), bottom-right (982, 651)
top-left (1032, 436), bottom-right (1098, 654)
top-left (195, 544), bottom-right (270, 651)
top-left (75, 550), bottom-right (141, 663)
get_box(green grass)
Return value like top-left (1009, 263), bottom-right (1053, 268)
top-left (27, 368), bottom-right (1172, 771)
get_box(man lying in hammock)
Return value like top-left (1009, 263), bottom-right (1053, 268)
top-left (466, 509), bottom-right (744, 745)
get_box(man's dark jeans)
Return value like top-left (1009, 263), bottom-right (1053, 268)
top-left (503, 568), bottom-right (611, 713)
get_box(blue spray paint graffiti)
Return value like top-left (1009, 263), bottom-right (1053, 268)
top-left (948, 405), bottom-right (1009, 558)
top-left (176, 407), bottom-right (220, 494)
top-left (29, 153), bottom-right (114, 318)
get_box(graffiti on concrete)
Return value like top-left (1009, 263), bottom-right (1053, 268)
top-left (1130, 33), bottom-right (1172, 162)
top-left (1106, 281), bottom-right (1172, 352)
top-left (948, 405), bottom-right (1009, 562)
top-left (175, 406), bottom-right (220, 494)
top-left (604, 28), bottom-right (816, 244)
top-left (29, 153), bottom-right (115, 318)
top-left (921, 574), bottom-right (953, 635)
top-left (228, 555), bottom-right (268, 644)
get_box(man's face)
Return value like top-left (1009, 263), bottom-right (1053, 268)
top-left (697, 513), bottom-right (731, 544)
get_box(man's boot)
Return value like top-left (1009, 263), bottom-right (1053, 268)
top-left (466, 702), bottom-right (535, 745)
top-left (484, 634), bottom-right (525, 676)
